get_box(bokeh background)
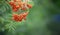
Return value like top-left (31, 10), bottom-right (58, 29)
top-left (0, 0), bottom-right (60, 35)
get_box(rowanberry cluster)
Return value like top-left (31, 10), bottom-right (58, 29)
top-left (9, 0), bottom-right (32, 12)
top-left (12, 12), bottom-right (28, 22)
top-left (9, 0), bottom-right (32, 22)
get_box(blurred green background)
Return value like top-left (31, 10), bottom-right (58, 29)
top-left (0, 0), bottom-right (60, 35)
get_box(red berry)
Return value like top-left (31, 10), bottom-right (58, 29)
top-left (20, 12), bottom-right (28, 20)
top-left (16, 5), bottom-right (20, 9)
top-left (12, 6), bottom-right (18, 12)
top-left (9, 2), bottom-right (15, 6)
top-left (13, 8), bottom-right (18, 12)
top-left (27, 4), bottom-right (32, 8)
top-left (19, 14), bottom-right (23, 21)
top-left (21, 7), bottom-right (27, 10)
top-left (23, 12), bottom-right (28, 17)
top-left (12, 14), bottom-right (19, 21)
top-left (12, 5), bottom-right (20, 12)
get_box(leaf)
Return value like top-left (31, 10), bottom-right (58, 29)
top-left (28, 0), bottom-right (34, 6)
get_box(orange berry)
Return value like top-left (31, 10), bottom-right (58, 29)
top-left (12, 12), bottom-right (28, 22)
top-left (22, 12), bottom-right (28, 20)
top-left (27, 4), bottom-right (32, 8)
top-left (19, 14), bottom-right (23, 19)
top-left (9, 2), bottom-right (15, 6)
top-left (12, 14), bottom-right (19, 21)
top-left (23, 12), bottom-right (28, 17)
top-left (21, 7), bottom-right (27, 10)
top-left (12, 6), bottom-right (18, 12)
top-left (12, 5), bottom-right (16, 9)
top-left (11, 4), bottom-right (16, 7)
top-left (19, 14), bottom-right (23, 21)
top-left (18, 2), bottom-right (23, 7)
top-left (13, 8), bottom-right (18, 12)
top-left (13, 4), bottom-right (16, 7)
top-left (12, 5), bottom-right (20, 12)
top-left (16, 5), bottom-right (20, 9)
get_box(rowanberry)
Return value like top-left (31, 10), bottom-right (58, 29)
top-left (12, 14), bottom-right (19, 21)
top-left (27, 4), bottom-right (32, 8)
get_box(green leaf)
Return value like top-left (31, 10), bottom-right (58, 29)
top-left (28, 0), bottom-right (34, 6)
